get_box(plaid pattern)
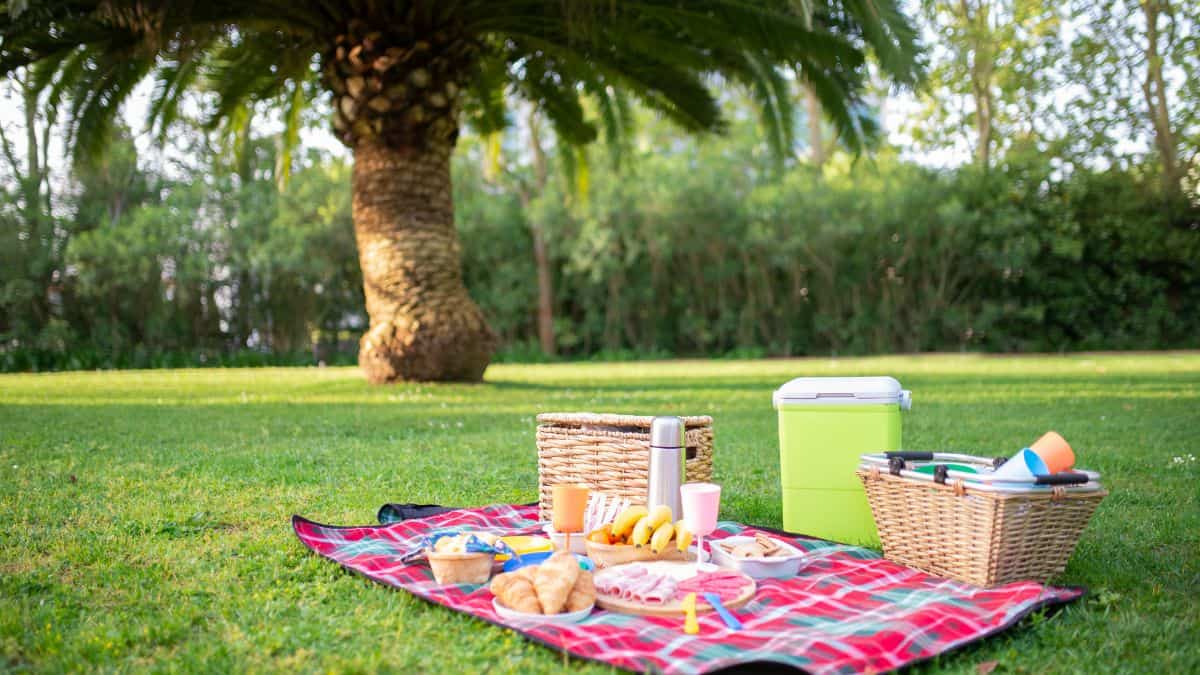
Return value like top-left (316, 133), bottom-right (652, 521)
top-left (293, 504), bottom-right (1083, 674)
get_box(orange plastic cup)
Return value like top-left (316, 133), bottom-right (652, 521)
top-left (551, 484), bottom-right (590, 535)
top-left (1030, 431), bottom-right (1075, 473)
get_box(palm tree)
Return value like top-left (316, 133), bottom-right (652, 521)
top-left (1, 1), bottom-right (920, 382)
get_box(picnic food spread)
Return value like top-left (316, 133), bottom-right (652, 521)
top-left (410, 406), bottom-right (1101, 630)
top-left (592, 562), bottom-right (756, 616)
top-left (490, 551), bottom-right (595, 615)
top-left (296, 379), bottom-right (1107, 670)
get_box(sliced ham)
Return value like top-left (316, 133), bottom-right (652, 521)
top-left (640, 576), bottom-right (678, 603)
top-left (675, 570), bottom-right (751, 602)
top-left (596, 563), bottom-right (680, 604)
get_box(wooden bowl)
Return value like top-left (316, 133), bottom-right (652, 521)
top-left (427, 551), bottom-right (494, 585)
top-left (585, 540), bottom-right (687, 568)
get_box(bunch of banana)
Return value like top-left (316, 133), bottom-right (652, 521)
top-left (587, 504), bottom-right (694, 554)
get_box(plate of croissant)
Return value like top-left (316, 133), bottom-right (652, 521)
top-left (490, 551), bottom-right (595, 623)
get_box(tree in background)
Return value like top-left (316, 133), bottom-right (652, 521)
top-left (1, 1), bottom-right (920, 382)
top-left (495, 107), bottom-right (562, 357)
top-left (1067, 0), bottom-right (1198, 198)
top-left (0, 71), bottom-right (59, 351)
top-left (913, 0), bottom-right (1062, 168)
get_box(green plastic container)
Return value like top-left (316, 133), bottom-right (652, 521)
top-left (773, 376), bottom-right (911, 545)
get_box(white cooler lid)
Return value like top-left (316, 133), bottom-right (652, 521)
top-left (773, 376), bottom-right (911, 409)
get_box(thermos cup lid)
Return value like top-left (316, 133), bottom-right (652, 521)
top-left (650, 416), bottom-right (685, 448)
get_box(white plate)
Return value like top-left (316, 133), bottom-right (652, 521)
top-left (710, 536), bottom-right (807, 579)
top-left (492, 598), bottom-right (593, 624)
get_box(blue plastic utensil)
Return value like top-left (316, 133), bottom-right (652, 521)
top-left (703, 593), bottom-right (743, 631)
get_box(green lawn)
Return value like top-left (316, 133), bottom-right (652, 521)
top-left (1, 354), bottom-right (1197, 673)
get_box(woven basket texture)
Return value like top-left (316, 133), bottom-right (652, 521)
top-left (858, 468), bottom-right (1106, 586)
top-left (536, 413), bottom-right (713, 521)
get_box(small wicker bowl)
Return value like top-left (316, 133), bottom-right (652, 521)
top-left (427, 551), bottom-right (494, 585)
top-left (585, 540), bottom-right (688, 568)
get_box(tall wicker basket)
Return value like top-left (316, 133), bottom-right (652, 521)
top-left (536, 413), bottom-right (714, 521)
top-left (858, 467), bottom-right (1106, 586)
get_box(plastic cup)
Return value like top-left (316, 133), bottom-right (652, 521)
top-left (551, 484), bottom-right (589, 550)
top-left (990, 448), bottom-right (1049, 482)
top-left (1030, 431), bottom-right (1075, 473)
top-left (680, 482), bottom-right (721, 572)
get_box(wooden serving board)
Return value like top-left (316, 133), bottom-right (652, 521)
top-left (593, 564), bottom-right (756, 617)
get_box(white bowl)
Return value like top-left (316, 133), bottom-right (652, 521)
top-left (709, 535), bottom-right (807, 579)
top-left (492, 598), bottom-right (593, 624)
top-left (541, 524), bottom-right (589, 555)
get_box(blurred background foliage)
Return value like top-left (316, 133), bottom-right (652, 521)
top-left (1, 0), bottom-right (1198, 371)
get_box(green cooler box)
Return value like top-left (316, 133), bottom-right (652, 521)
top-left (774, 376), bottom-right (911, 545)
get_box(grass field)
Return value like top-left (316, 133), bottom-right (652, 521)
top-left (1, 354), bottom-right (1197, 673)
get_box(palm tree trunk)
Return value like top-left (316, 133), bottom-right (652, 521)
top-left (352, 139), bottom-right (495, 382)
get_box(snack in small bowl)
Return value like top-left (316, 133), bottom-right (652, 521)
top-left (710, 533), bottom-right (807, 580)
top-left (425, 532), bottom-right (503, 585)
top-left (490, 551), bottom-right (595, 623)
top-left (722, 532), bottom-right (785, 558)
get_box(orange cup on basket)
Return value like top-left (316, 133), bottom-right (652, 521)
top-left (551, 484), bottom-right (590, 550)
top-left (1030, 431), bottom-right (1075, 473)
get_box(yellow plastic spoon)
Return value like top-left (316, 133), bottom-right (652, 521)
top-left (682, 592), bottom-right (700, 635)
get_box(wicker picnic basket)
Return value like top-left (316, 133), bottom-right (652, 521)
top-left (536, 413), bottom-right (714, 521)
top-left (857, 462), bottom-right (1106, 587)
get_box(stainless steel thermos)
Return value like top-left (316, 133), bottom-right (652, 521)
top-left (647, 416), bottom-right (686, 516)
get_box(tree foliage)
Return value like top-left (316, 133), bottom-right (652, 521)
top-left (1, 0), bottom-right (921, 167)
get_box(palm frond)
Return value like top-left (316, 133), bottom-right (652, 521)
top-left (2, 0), bottom-right (921, 165)
top-left (461, 51), bottom-right (510, 135)
top-left (276, 75), bottom-right (307, 189)
top-left (147, 56), bottom-right (202, 141)
top-left (744, 53), bottom-right (796, 170)
top-left (202, 32), bottom-right (312, 130)
top-left (798, 56), bottom-right (874, 152)
top-left (590, 82), bottom-right (633, 168)
top-left (515, 54), bottom-right (597, 146)
top-left (63, 49), bottom-right (155, 165)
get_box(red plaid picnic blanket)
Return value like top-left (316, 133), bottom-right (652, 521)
top-left (293, 504), bottom-right (1083, 674)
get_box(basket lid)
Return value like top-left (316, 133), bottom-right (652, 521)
top-left (536, 412), bottom-right (712, 428)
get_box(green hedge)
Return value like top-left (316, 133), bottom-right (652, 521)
top-left (3, 145), bottom-right (1197, 372)
top-left (460, 152), bottom-right (1200, 358)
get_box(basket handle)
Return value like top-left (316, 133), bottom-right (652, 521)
top-left (1034, 472), bottom-right (1090, 485)
top-left (884, 451), bottom-right (934, 461)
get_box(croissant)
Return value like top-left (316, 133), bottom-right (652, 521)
top-left (534, 551), bottom-right (580, 614)
top-left (490, 571), bottom-right (542, 614)
top-left (564, 569), bottom-right (595, 612)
